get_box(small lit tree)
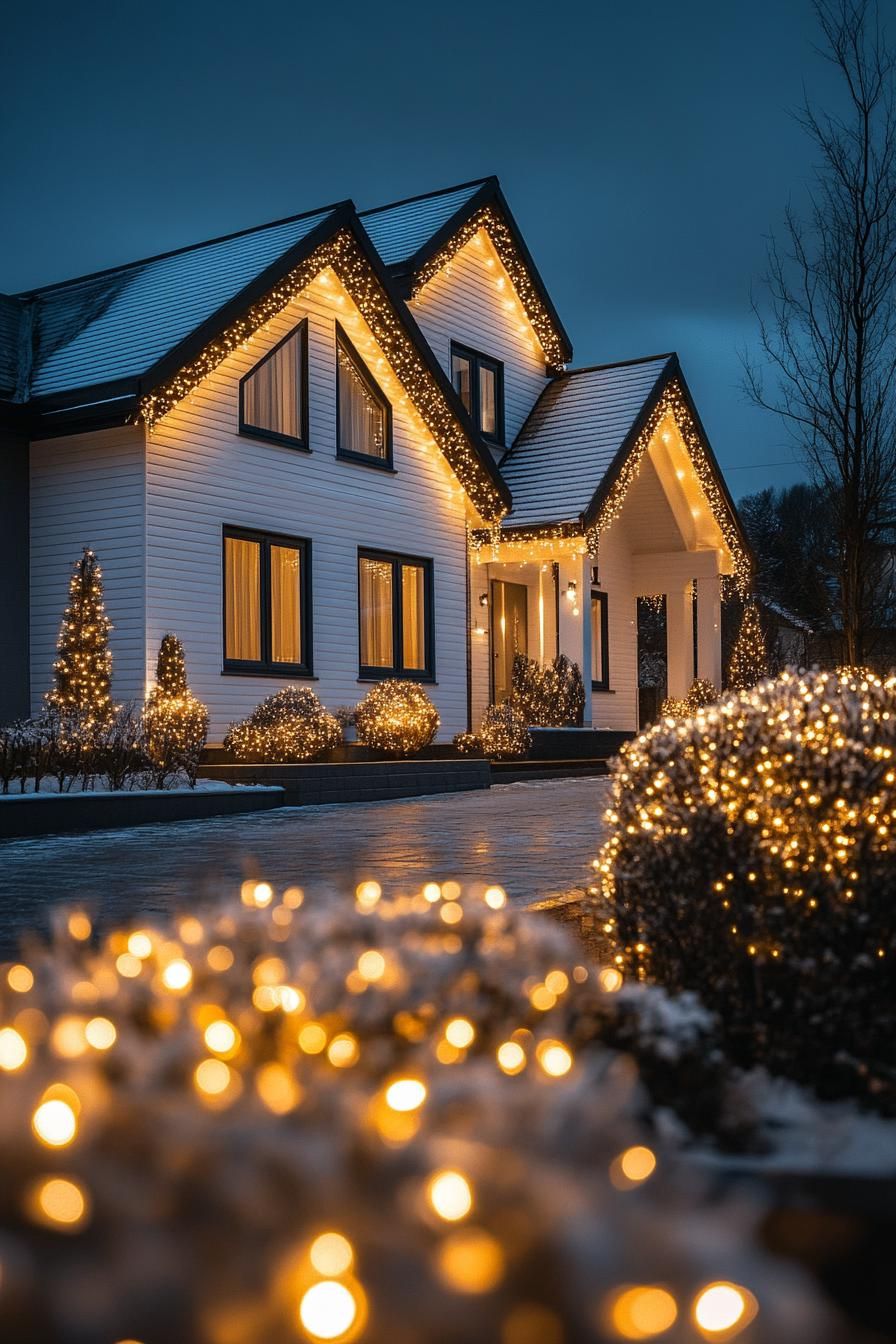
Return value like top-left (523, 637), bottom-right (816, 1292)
top-left (727, 602), bottom-right (767, 690)
top-left (144, 635), bottom-right (209, 786)
top-left (46, 547), bottom-right (113, 727)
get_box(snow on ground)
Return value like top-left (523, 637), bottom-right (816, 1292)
top-left (0, 775), bottom-right (275, 797)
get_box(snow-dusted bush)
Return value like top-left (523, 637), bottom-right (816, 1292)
top-left (511, 652), bottom-right (585, 726)
top-left (143, 635), bottom-right (209, 786)
top-left (479, 702), bottom-right (531, 759)
top-left (354, 680), bottom-right (439, 756)
top-left (225, 687), bottom-right (341, 762)
top-left (0, 721), bottom-right (31, 793)
top-left (93, 702), bottom-right (148, 790)
top-left (452, 731), bottom-right (482, 755)
top-left (0, 881), bottom-right (838, 1343)
top-left (595, 668), bottom-right (896, 1108)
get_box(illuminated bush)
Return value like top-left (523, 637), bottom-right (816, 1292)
top-left (511, 653), bottom-right (585, 726)
top-left (225, 688), bottom-right (341, 762)
top-left (479, 702), bottom-right (532, 759)
top-left (595, 668), bottom-right (896, 1108)
top-left (658, 696), bottom-right (690, 718)
top-left (354, 680), bottom-right (439, 756)
top-left (0, 881), bottom-right (836, 1343)
top-left (452, 731), bottom-right (482, 755)
top-left (686, 678), bottom-right (718, 710)
top-left (143, 635), bottom-right (209, 786)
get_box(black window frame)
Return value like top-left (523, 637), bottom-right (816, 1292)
top-left (357, 547), bottom-right (435, 682)
top-left (450, 341), bottom-right (505, 446)
top-left (238, 319), bottom-right (310, 451)
top-left (335, 324), bottom-right (394, 471)
top-left (222, 525), bottom-right (313, 678)
top-left (590, 588), bottom-right (610, 691)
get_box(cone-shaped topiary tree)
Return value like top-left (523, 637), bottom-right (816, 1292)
top-left (727, 601), bottom-right (768, 691)
top-left (154, 632), bottom-right (189, 697)
top-left (46, 547), bottom-right (113, 727)
top-left (144, 635), bottom-right (209, 786)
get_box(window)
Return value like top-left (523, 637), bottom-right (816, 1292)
top-left (358, 550), bottom-right (433, 679)
top-left (336, 326), bottom-right (392, 467)
top-left (223, 527), bottom-right (311, 675)
top-left (451, 343), bottom-right (504, 444)
top-left (239, 321), bottom-right (308, 449)
top-left (590, 590), bottom-right (610, 691)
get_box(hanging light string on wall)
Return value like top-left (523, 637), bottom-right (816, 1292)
top-left (137, 229), bottom-right (508, 524)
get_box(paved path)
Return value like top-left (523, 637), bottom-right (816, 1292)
top-left (0, 779), bottom-right (611, 952)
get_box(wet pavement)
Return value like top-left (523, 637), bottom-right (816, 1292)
top-left (0, 778), bottom-right (611, 953)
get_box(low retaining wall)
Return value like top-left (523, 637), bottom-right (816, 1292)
top-left (199, 758), bottom-right (491, 806)
top-left (528, 728), bottom-right (633, 760)
top-left (0, 787), bottom-right (285, 840)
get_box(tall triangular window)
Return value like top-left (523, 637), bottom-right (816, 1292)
top-left (336, 325), bottom-right (392, 467)
top-left (239, 320), bottom-right (308, 449)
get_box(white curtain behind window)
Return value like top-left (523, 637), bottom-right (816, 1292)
top-left (225, 537), bottom-right (261, 661)
top-left (338, 344), bottom-right (386, 458)
top-left (402, 564), bottom-right (425, 670)
top-left (591, 596), bottom-right (603, 678)
top-left (271, 545), bottom-right (301, 664)
top-left (244, 329), bottom-right (302, 439)
top-left (360, 558), bottom-right (393, 665)
top-left (479, 365), bottom-right (497, 436)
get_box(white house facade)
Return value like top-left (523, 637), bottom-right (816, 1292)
top-left (0, 178), bottom-right (750, 742)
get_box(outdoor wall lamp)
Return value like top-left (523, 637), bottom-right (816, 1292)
top-left (565, 580), bottom-right (577, 602)
top-left (479, 593), bottom-right (489, 607)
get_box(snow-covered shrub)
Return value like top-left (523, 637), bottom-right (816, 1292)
top-left (0, 881), bottom-right (838, 1343)
top-left (0, 721), bottom-right (31, 793)
top-left (93, 702), bottom-right (148, 790)
top-left (511, 652), bottom-right (585, 726)
top-left (354, 680), bottom-right (439, 756)
top-left (143, 635), bottom-right (209, 786)
top-left (225, 687), bottom-right (341, 762)
top-left (479, 702), bottom-right (532, 759)
top-left (595, 668), bottom-right (896, 1109)
top-left (452, 731), bottom-right (482, 755)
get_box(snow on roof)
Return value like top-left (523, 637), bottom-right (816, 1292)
top-left (359, 180), bottom-right (487, 268)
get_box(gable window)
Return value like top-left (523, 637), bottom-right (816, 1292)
top-left (590, 589), bottom-right (610, 691)
top-left (451, 343), bottom-right (504, 444)
top-left (358, 550), bottom-right (433, 679)
top-left (224, 527), bottom-right (311, 675)
top-left (336, 325), bottom-right (392, 467)
top-left (239, 321), bottom-right (308, 449)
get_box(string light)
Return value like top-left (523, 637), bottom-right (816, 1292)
top-left (354, 680), bottom-right (439, 756)
top-left (45, 548), bottom-right (113, 727)
top-left (225, 688), bottom-right (342, 762)
top-left (143, 633), bottom-right (209, 785)
top-left (727, 602), bottom-right (768, 690)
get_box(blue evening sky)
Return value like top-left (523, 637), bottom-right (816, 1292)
top-left (2, 0), bottom-right (849, 498)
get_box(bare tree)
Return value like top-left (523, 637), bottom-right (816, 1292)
top-left (745, 0), bottom-right (896, 664)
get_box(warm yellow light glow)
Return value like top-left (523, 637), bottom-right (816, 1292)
top-left (357, 950), bottom-right (386, 983)
top-left (309, 1231), bottom-right (354, 1277)
top-left (444, 1017), bottom-right (475, 1048)
top-left (484, 885), bottom-right (506, 909)
top-left (33, 1098), bottom-right (78, 1147)
top-left (298, 1022), bottom-right (328, 1055)
top-left (427, 1169), bottom-right (473, 1221)
top-left (355, 880), bottom-right (382, 911)
top-left (327, 1033), bottom-right (360, 1068)
top-left (116, 953), bottom-right (143, 979)
top-left (194, 1058), bottom-right (232, 1096)
top-left (255, 1061), bottom-right (302, 1114)
top-left (85, 1017), bottom-right (117, 1050)
top-left (384, 1078), bottom-right (426, 1112)
top-left (693, 1283), bottom-right (753, 1336)
top-left (599, 967), bottom-right (623, 993)
top-left (50, 1015), bottom-right (89, 1059)
top-left (610, 1285), bottom-right (678, 1338)
top-left (0, 1026), bottom-right (28, 1071)
top-left (529, 984), bottom-right (556, 1012)
top-left (422, 882), bottom-right (441, 903)
top-left (204, 1019), bottom-right (240, 1057)
top-left (536, 1040), bottom-right (572, 1077)
top-left (436, 1228), bottom-right (505, 1294)
top-left (298, 1278), bottom-right (359, 1341)
top-left (496, 1040), bottom-right (526, 1074)
top-left (29, 1175), bottom-right (88, 1229)
top-left (161, 959), bottom-right (192, 992)
top-left (67, 912), bottom-right (92, 941)
top-left (207, 944), bottom-right (234, 972)
top-left (283, 885), bottom-right (305, 909)
top-left (610, 1145), bottom-right (657, 1189)
top-left (127, 931), bottom-right (153, 959)
top-left (440, 903), bottom-right (463, 925)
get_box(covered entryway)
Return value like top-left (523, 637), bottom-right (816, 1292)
top-left (490, 579), bottom-right (529, 702)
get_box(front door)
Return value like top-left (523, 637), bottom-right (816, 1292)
top-left (491, 580), bottom-right (528, 703)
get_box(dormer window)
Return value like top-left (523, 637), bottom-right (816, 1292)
top-left (239, 321), bottom-right (308, 449)
top-left (336, 325), bottom-right (392, 468)
top-left (451, 343), bottom-right (504, 445)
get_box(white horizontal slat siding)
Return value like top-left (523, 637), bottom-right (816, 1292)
top-left (145, 280), bottom-right (471, 743)
top-left (29, 427), bottom-right (146, 712)
top-left (592, 525), bottom-right (637, 731)
top-left (408, 232), bottom-right (549, 447)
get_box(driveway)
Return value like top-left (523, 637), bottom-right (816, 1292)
top-left (0, 778), bottom-right (611, 952)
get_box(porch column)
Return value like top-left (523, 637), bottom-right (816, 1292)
top-left (696, 576), bottom-right (723, 688)
top-left (556, 555), bottom-right (591, 725)
top-left (579, 554), bottom-right (592, 726)
top-left (666, 582), bottom-right (695, 700)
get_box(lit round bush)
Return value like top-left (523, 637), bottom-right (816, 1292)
top-left (479, 702), bottom-right (531, 759)
top-left (595, 669), bottom-right (896, 1107)
top-left (354, 679), bottom-right (439, 756)
top-left (224, 687), bottom-right (341, 762)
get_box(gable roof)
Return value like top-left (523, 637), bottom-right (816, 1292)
top-left (359, 180), bottom-right (487, 267)
top-left (500, 354), bottom-right (675, 529)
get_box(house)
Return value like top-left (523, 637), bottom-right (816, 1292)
top-left (0, 177), bottom-right (750, 741)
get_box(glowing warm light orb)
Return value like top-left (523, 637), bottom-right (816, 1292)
top-left (544, 969), bottom-right (569, 996)
top-left (85, 1016), bottom-right (117, 1050)
top-left (496, 1041), bottom-right (526, 1075)
top-left (484, 885), bottom-right (506, 909)
top-left (33, 1098), bottom-right (78, 1147)
top-left (529, 984), bottom-right (557, 1012)
top-left (599, 967), bottom-right (623, 993)
top-left (355, 880), bottom-right (381, 911)
top-left (693, 1283), bottom-right (752, 1336)
top-left (610, 1285), bottom-right (678, 1338)
top-left (204, 1020), bottom-right (240, 1057)
top-left (67, 912), bottom-right (92, 941)
top-left (0, 1026), bottom-right (28, 1071)
top-left (116, 953), bottom-right (143, 979)
top-left (7, 963), bottom-right (34, 993)
top-left (32, 1176), bottom-right (88, 1228)
top-left (436, 1228), bottom-right (505, 1294)
top-left (309, 1231), bottom-right (354, 1277)
top-left (536, 1041), bottom-right (573, 1077)
top-left (50, 1016), bottom-right (89, 1059)
top-left (440, 903), bottom-right (463, 926)
top-left (357, 950), bottom-right (386, 982)
top-left (427, 1170), bottom-right (473, 1221)
top-left (207, 944), bottom-right (234, 972)
top-left (327, 1034), bottom-right (360, 1068)
top-left (611, 1145), bottom-right (657, 1188)
top-left (298, 1023), bottom-right (328, 1055)
top-left (127, 931), bottom-right (153, 959)
top-left (298, 1279), bottom-right (358, 1340)
top-left (444, 1017), bottom-right (475, 1049)
top-left (253, 882), bottom-right (274, 907)
top-left (194, 1058), bottom-right (232, 1096)
top-left (422, 882), bottom-right (441, 903)
top-left (384, 1078), bottom-right (426, 1111)
top-left (256, 1061), bottom-right (302, 1114)
top-left (161, 959), bottom-right (192, 991)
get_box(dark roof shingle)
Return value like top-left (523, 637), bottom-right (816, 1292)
top-left (360, 181), bottom-right (487, 268)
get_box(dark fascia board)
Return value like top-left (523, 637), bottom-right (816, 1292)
top-left (386, 177), bottom-right (574, 368)
top-left (346, 214), bottom-right (513, 513)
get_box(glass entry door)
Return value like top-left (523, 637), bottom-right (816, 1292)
top-left (491, 580), bottom-right (528, 703)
